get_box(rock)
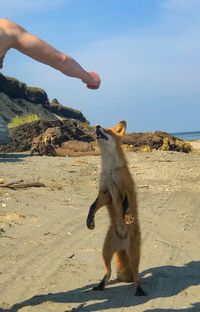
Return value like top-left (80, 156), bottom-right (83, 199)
top-left (0, 119), bottom-right (95, 153)
top-left (26, 87), bottom-right (49, 107)
top-left (0, 73), bottom-right (87, 123)
top-left (123, 131), bottom-right (191, 153)
top-left (0, 74), bottom-right (27, 100)
top-left (0, 74), bottom-right (49, 105)
top-left (50, 99), bottom-right (87, 122)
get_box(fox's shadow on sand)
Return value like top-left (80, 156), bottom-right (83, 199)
top-left (1, 261), bottom-right (200, 312)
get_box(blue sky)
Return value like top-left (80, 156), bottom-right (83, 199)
top-left (1, 0), bottom-right (200, 132)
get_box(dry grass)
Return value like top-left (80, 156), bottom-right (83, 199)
top-left (8, 114), bottom-right (40, 128)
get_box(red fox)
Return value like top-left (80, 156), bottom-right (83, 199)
top-left (86, 121), bottom-right (146, 296)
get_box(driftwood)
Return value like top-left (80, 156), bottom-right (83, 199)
top-left (0, 179), bottom-right (45, 190)
top-left (30, 127), bottom-right (60, 156)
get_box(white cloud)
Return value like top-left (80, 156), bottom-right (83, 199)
top-left (161, 0), bottom-right (200, 11)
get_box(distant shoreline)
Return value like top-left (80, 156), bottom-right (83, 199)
top-left (171, 131), bottom-right (200, 141)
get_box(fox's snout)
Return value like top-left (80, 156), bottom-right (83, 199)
top-left (96, 125), bottom-right (108, 141)
top-left (96, 125), bottom-right (101, 134)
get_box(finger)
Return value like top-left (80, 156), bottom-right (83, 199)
top-left (86, 84), bottom-right (99, 89)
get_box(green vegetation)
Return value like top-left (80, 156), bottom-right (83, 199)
top-left (8, 114), bottom-right (41, 128)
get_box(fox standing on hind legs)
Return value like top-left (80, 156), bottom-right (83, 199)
top-left (86, 121), bottom-right (146, 296)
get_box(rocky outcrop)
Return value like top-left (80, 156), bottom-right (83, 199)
top-left (0, 74), bottom-right (49, 106)
top-left (0, 119), bottom-right (95, 153)
top-left (49, 98), bottom-right (87, 122)
top-left (0, 73), bottom-right (191, 155)
top-left (0, 73), bottom-right (87, 123)
top-left (0, 122), bottom-right (191, 155)
top-left (123, 131), bottom-right (191, 153)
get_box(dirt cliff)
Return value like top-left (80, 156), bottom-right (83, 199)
top-left (0, 73), bottom-right (87, 123)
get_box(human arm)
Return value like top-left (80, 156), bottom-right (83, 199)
top-left (0, 19), bottom-right (101, 89)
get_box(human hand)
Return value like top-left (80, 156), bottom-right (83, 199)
top-left (85, 72), bottom-right (101, 89)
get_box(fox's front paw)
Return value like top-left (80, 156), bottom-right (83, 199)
top-left (124, 212), bottom-right (134, 225)
top-left (86, 216), bottom-right (95, 230)
top-left (116, 220), bottom-right (127, 238)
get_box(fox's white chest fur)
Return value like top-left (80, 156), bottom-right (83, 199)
top-left (100, 149), bottom-right (124, 198)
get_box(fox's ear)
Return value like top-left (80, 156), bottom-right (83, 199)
top-left (113, 120), bottom-right (127, 138)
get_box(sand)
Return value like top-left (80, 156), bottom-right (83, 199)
top-left (0, 147), bottom-right (200, 312)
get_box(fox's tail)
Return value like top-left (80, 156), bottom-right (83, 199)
top-left (114, 250), bottom-right (133, 282)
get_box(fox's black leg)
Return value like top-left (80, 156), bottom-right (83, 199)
top-left (128, 240), bottom-right (147, 296)
top-left (87, 190), bottom-right (111, 230)
top-left (86, 198), bottom-right (98, 229)
top-left (93, 275), bottom-right (108, 291)
top-left (135, 285), bottom-right (147, 296)
top-left (122, 195), bottom-right (129, 218)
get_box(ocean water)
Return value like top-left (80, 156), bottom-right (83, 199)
top-left (171, 131), bottom-right (200, 141)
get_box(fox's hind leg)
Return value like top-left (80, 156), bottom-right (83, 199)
top-left (128, 238), bottom-right (146, 296)
top-left (93, 228), bottom-right (115, 290)
top-left (115, 250), bottom-right (133, 282)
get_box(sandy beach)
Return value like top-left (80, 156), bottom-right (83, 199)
top-left (0, 147), bottom-right (200, 312)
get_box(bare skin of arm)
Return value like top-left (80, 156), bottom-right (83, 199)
top-left (0, 19), bottom-right (101, 89)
